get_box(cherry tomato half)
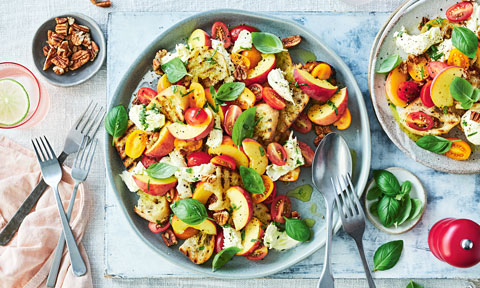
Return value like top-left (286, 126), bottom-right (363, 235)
top-left (252, 175), bottom-right (275, 203)
top-left (263, 182), bottom-right (277, 205)
top-left (215, 229), bottom-right (224, 253)
top-left (270, 195), bottom-right (292, 223)
top-left (262, 87), bottom-right (286, 110)
top-left (406, 112), bottom-right (434, 131)
top-left (397, 81), bottom-right (420, 102)
top-left (187, 152), bottom-right (213, 167)
top-left (141, 154), bottom-right (159, 168)
top-left (245, 245), bottom-right (268, 261)
top-left (148, 221), bottom-right (171, 233)
top-left (136, 87), bottom-right (157, 105)
top-left (211, 21), bottom-right (232, 48)
top-left (248, 83), bottom-right (264, 102)
top-left (266, 142), bottom-right (288, 166)
top-left (185, 107), bottom-right (208, 126)
top-left (211, 155), bottom-right (237, 170)
top-left (297, 140), bottom-right (314, 167)
top-left (445, 138), bottom-right (472, 161)
top-left (230, 24), bottom-right (259, 41)
top-left (446, 1), bottom-right (473, 22)
top-left (224, 105), bottom-right (242, 136)
top-left (292, 112), bottom-right (312, 133)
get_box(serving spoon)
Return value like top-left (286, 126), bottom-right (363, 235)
top-left (312, 132), bottom-right (352, 288)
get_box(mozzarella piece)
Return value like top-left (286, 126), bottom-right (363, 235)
top-left (461, 109), bottom-right (480, 145)
top-left (232, 30), bottom-right (252, 53)
top-left (160, 43), bottom-right (191, 65)
top-left (267, 69), bottom-right (295, 103)
top-left (119, 170), bottom-right (140, 192)
top-left (437, 39), bottom-right (453, 62)
top-left (263, 223), bottom-right (299, 251)
top-left (222, 227), bottom-right (243, 250)
top-left (465, 3), bottom-right (480, 34)
top-left (129, 105), bottom-right (165, 132)
top-left (394, 26), bottom-right (443, 56)
top-left (174, 163), bottom-right (216, 183)
top-left (266, 132), bottom-right (304, 181)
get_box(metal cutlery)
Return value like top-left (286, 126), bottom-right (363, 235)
top-left (31, 136), bottom-right (87, 276)
top-left (47, 136), bottom-right (97, 286)
top-left (332, 174), bottom-right (376, 288)
top-left (0, 102), bottom-right (104, 246)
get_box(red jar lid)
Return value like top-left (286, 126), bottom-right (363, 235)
top-left (437, 219), bottom-right (480, 268)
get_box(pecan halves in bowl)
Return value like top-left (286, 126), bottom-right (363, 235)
top-left (51, 55), bottom-right (69, 70)
top-left (69, 50), bottom-right (90, 70)
top-left (282, 35), bottom-right (302, 48)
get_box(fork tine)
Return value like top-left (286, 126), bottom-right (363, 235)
top-left (81, 137), bottom-right (94, 169)
top-left (31, 139), bottom-right (43, 162)
top-left (35, 138), bottom-right (47, 161)
top-left (73, 136), bottom-right (88, 168)
top-left (341, 174), bottom-right (358, 216)
top-left (346, 174), bottom-right (364, 217)
top-left (42, 136), bottom-right (56, 161)
top-left (87, 109), bottom-right (106, 143)
top-left (338, 176), bottom-right (354, 218)
top-left (85, 139), bottom-right (98, 171)
top-left (78, 103), bottom-right (98, 133)
top-left (74, 101), bottom-right (93, 129)
top-left (331, 177), bottom-right (346, 222)
top-left (84, 106), bottom-right (104, 138)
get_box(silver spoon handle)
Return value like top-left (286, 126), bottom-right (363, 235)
top-left (317, 201), bottom-right (335, 288)
top-left (52, 185), bottom-right (87, 277)
top-left (354, 238), bottom-right (376, 288)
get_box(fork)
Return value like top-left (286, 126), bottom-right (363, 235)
top-left (331, 174), bottom-right (376, 288)
top-left (0, 102), bottom-right (105, 246)
top-left (32, 136), bottom-right (87, 276)
top-left (47, 136), bottom-right (97, 286)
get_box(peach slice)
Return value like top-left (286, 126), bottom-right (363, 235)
top-left (208, 140), bottom-right (249, 168)
top-left (192, 182), bottom-right (213, 204)
top-left (241, 138), bottom-right (268, 175)
top-left (293, 68), bottom-right (337, 101)
top-left (171, 215), bottom-right (217, 236)
top-left (385, 66), bottom-right (408, 108)
top-left (144, 125), bottom-right (175, 158)
top-left (168, 108), bottom-right (214, 141)
top-left (132, 174), bottom-right (177, 196)
top-left (226, 186), bottom-right (253, 231)
top-left (244, 54), bottom-right (276, 86)
top-left (187, 29), bottom-right (211, 49)
top-left (431, 66), bottom-right (463, 108)
top-left (236, 217), bottom-right (264, 256)
top-left (307, 87), bottom-right (348, 125)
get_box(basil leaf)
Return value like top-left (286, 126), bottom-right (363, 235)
top-left (370, 201), bottom-right (380, 217)
top-left (212, 247), bottom-right (241, 272)
top-left (426, 46), bottom-right (444, 61)
top-left (373, 170), bottom-right (401, 196)
top-left (449, 76), bottom-right (478, 109)
top-left (367, 186), bottom-right (383, 200)
top-left (146, 162), bottom-right (177, 179)
top-left (161, 57), bottom-right (189, 83)
top-left (251, 32), bottom-right (285, 54)
top-left (378, 196), bottom-right (401, 228)
top-left (170, 198), bottom-right (208, 225)
top-left (373, 240), bottom-right (403, 272)
top-left (408, 198), bottom-right (423, 221)
top-left (105, 105), bottom-right (128, 146)
top-left (400, 181), bottom-right (411, 196)
top-left (416, 135), bottom-right (454, 154)
top-left (215, 82), bottom-right (246, 102)
top-left (376, 54), bottom-right (402, 73)
top-left (284, 217), bottom-right (311, 242)
top-left (239, 166), bottom-right (265, 194)
top-left (395, 195), bottom-right (412, 226)
top-left (232, 107), bottom-right (257, 146)
top-left (452, 26), bottom-right (478, 58)
top-left (406, 280), bottom-right (423, 288)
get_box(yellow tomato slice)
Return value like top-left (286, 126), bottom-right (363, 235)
top-left (311, 63), bottom-right (332, 80)
top-left (188, 82), bottom-right (206, 108)
top-left (157, 74), bottom-right (171, 93)
top-left (333, 108), bottom-right (351, 130)
top-left (448, 49), bottom-right (470, 69)
top-left (445, 138), bottom-right (471, 161)
top-left (407, 56), bottom-right (429, 81)
top-left (230, 53), bottom-right (251, 69)
top-left (231, 87), bottom-right (255, 109)
top-left (125, 130), bottom-right (148, 159)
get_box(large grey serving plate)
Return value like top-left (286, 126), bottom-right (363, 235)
top-left (105, 9), bottom-right (371, 278)
top-left (369, 0), bottom-right (480, 174)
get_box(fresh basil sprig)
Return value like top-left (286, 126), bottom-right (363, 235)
top-left (452, 26), bottom-right (478, 59)
top-left (239, 166), bottom-right (265, 195)
top-left (251, 32), bottom-right (286, 54)
top-left (406, 280), bottom-right (423, 288)
top-left (409, 199), bottom-right (424, 221)
top-left (367, 186), bottom-right (382, 200)
top-left (426, 46), bottom-right (444, 61)
top-left (449, 76), bottom-right (480, 109)
top-left (378, 196), bottom-right (400, 228)
top-left (376, 54), bottom-right (402, 73)
top-left (146, 162), bottom-right (177, 179)
top-left (161, 57), bottom-right (190, 83)
top-left (210, 82), bottom-right (246, 108)
top-left (395, 195), bottom-right (412, 226)
top-left (232, 107), bottom-right (257, 146)
top-left (105, 105), bottom-right (128, 145)
top-left (284, 217), bottom-right (311, 242)
top-left (212, 247), bottom-right (241, 272)
top-left (170, 198), bottom-right (208, 225)
top-left (373, 240), bottom-right (403, 272)
top-left (416, 135), bottom-right (460, 154)
top-left (373, 170), bottom-right (401, 196)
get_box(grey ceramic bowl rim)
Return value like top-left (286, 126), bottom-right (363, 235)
top-left (31, 12), bottom-right (106, 87)
top-left (105, 9), bottom-right (372, 279)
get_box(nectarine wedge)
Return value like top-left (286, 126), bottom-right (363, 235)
top-left (385, 66), bottom-right (408, 107)
top-left (307, 87), bottom-right (348, 125)
top-left (133, 174), bottom-right (177, 196)
top-left (293, 68), bottom-right (337, 101)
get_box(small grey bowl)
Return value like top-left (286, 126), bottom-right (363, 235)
top-left (31, 13), bottom-right (106, 87)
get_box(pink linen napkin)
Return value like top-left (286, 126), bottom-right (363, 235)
top-left (0, 135), bottom-right (93, 288)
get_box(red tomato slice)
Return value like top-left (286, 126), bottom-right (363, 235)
top-left (397, 81), bottom-right (420, 102)
top-left (270, 195), bottom-right (292, 223)
top-left (215, 229), bottom-right (224, 253)
top-left (446, 1), bottom-right (473, 22)
top-left (248, 83), bottom-right (264, 102)
top-left (211, 21), bottom-right (232, 48)
top-left (292, 112), bottom-right (312, 133)
top-left (427, 61), bottom-right (448, 79)
top-left (148, 221), bottom-right (170, 233)
top-left (262, 87), bottom-right (286, 110)
top-left (230, 25), bottom-right (259, 41)
top-left (263, 182), bottom-right (277, 205)
top-left (137, 87), bottom-right (157, 105)
top-left (420, 81), bottom-right (435, 108)
top-left (406, 112), bottom-right (434, 131)
top-left (246, 245), bottom-right (268, 261)
top-left (211, 155), bottom-right (237, 170)
top-left (185, 107), bottom-right (208, 126)
top-left (141, 155), bottom-right (159, 168)
top-left (224, 105), bottom-right (242, 136)
top-left (266, 142), bottom-right (288, 166)
top-left (187, 152), bottom-right (213, 167)
top-left (297, 140), bottom-right (314, 167)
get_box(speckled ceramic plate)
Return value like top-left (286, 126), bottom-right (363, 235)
top-left (105, 10), bottom-right (371, 279)
top-left (369, 0), bottom-right (480, 174)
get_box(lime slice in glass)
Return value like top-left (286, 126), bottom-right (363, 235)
top-left (0, 78), bottom-right (30, 126)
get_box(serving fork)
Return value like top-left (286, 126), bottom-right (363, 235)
top-left (331, 174), bottom-right (376, 288)
top-left (0, 102), bottom-right (104, 246)
top-left (47, 136), bottom-right (97, 286)
top-left (32, 136), bottom-right (87, 276)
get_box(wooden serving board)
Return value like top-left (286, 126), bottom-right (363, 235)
top-left (105, 11), bottom-right (480, 279)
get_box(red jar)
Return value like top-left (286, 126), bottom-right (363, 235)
top-left (428, 218), bottom-right (480, 268)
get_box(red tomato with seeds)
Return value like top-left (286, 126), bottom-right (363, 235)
top-left (397, 81), bottom-right (420, 102)
top-left (148, 221), bottom-right (170, 233)
top-left (248, 84), bottom-right (264, 102)
top-left (137, 87), bottom-right (157, 105)
top-left (211, 21), bottom-right (232, 48)
top-left (185, 107), bottom-right (208, 126)
top-left (406, 112), bottom-right (434, 131)
top-left (270, 195), bottom-right (292, 223)
top-left (211, 155), bottom-right (237, 170)
top-left (187, 152), bottom-right (213, 167)
top-left (446, 1), bottom-right (473, 22)
top-left (262, 87), bottom-right (286, 110)
top-left (224, 105), bottom-right (242, 136)
top-left (267, 142), bottom-right (288, 166)
top-left (246, 245), bottom-right (268, 261)
top-left (298, 140), bottom-right (314, 167)
top-left (231, 25), bottom-right (259, 41)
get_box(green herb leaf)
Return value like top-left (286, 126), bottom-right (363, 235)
top-left (161, 57), bottom-right (189, 83)
top-left (370, 201), bottom-right (380, 217)
top-left (239, 166), bottom-right (265, 194)
top-left (395, 195), bottom-right (412, 226)
top-left (408, 198), bottom-right (424, 221)
top-left (146, 162), bottom-right (177, 179)
top-left (215, 82), bottom-right (246, 102)
top-left (450, 77), bottom-right (480, 109)
top-left (170, 198), bottom-right (208, 225)
top-left (212, 247), bottom-right (241, 272)
top-left (452, 26), bottom-right (478, 58)
top-left (376, 54), bottom-right (402, 73)
top-left (251, 32), bottom-right (285, 54)
top-left (406, 280), bottom-right (423, 288)
top-left (399, 181), bottom-right (412, 198)
top-left (373, 170), bottom-right (401, 196)
top-left (373, 240), bottom-right (404, 272)
top-left (416, 135), bottom-right (457, 154)
top-left (284, 217), bottom-right (311, 242)
top-left (232, 107), bottom-right (257, 146)
top-left (105, 105), bottom-right (128, 146)
top-left (326, 100), bottom-right (338, 115)
top-left (426, 46), bottom-right (444, 61)
top-left (378, 196), bottom-right (401, 228)
top-left (367, 186), bottom-right (383, 200)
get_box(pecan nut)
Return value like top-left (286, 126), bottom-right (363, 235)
top-left (52, 66), bottom-right (66, 75)
top-left (71, 30), bottom-right (86, 46)
top-left (314, 125), bottom-right (332, 146)
top-left (69, 50), bottom-right (90, 70)
top-left (57, 41), bottom-right (71, 58)
top-left (233, 64), bottom-right (248, 81)
top-left (42, 45), bottom-right (51, 57)
top-left (87, 41), bottom-right (99, 61)
top-left (161, 229), bottom-right (178, 247)
top-left (212, 211), bottom-right (229, 226)
top-left (282, 35), bottom-right (302, 48)
top-left (55, 22), bottom-right (69, 36)
top-left (471, 111), bottom-right (480, 122)
top-left (43, 47), bottom-right (57, 71)
top-left (55, 17), bottom-right (68, 24)
top-left (47, 30), bottom-right (64, 47)
top-left (51, 55), bottom-right (69, 70)
top-left (95, 1), bottom-right (112, 7)
top-left (72, 23), bottom-right (90, 33)
top-left (302, 61), bottom-right (320, 73)
top-left (153, 49), bottom-right (168, 74)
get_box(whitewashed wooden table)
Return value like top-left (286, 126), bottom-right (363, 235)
top-left (1, 0), bottom-right (479, 287)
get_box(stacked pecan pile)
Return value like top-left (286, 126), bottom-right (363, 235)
top-left (43, 17), bottom-right (99, 75)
